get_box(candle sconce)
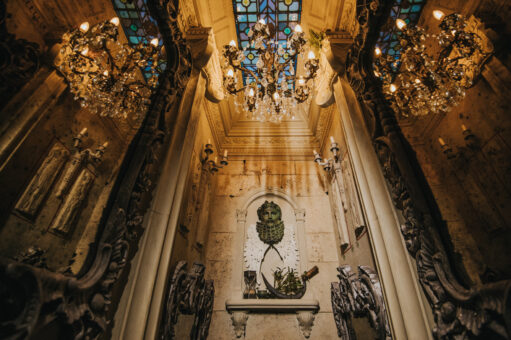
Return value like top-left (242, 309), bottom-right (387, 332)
top-left (313, 136), bottom-right (340, 172)
top-left (437, 137), bottom-right (456, 160)
top-left (200, 141), bottom-right (229, 173)
top-left (461, 124), bottom-right (478, 149)
top-left (72, 127), bottom-right (109, 163)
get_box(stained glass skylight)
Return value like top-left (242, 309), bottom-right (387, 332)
top-left (232, 0), bottom-right (303, 87)
top-left (376, 0), bottom-right (426, 59)
top-left (112, 0), bottom-right (166, 81)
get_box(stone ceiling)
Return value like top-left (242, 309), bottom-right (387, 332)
top-left (189, 0), bottom-right (356, 159)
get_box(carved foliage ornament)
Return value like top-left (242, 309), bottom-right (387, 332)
top-left (344, 0), bottom-right (511, 338)
top-left (331, 265), bottom-right (391, 340)
top-left (160, 261), bottom-right (214, 340)
top-left (0, 0), bottom-right (192, 339)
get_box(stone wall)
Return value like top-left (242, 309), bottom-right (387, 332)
top-left (399, 0), bottom-right (511, 284)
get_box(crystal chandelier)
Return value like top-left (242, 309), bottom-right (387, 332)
top-left (373, 11), bottom-right (492, 117)
top-left (56, 17), bottom-right (161, 119)
top-left (222, 20), bottom-right (319, 123)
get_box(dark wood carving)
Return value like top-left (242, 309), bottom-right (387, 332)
top-left (0, 1), bottom-right (40, 111)
top-left (0, 0), bottom-right (192, 339)
top-left (160, 261), bottom-right (214, 340)
top-left (344, 1), bottom-right (511, 339)
top-left (331, 265), bottom-right (391, 340)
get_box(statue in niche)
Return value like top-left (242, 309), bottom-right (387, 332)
top-left (50, 169), bottom-right (94, 235)
top-left (15, 143), bottom-right (69, 218)
top-left (244, 200), bottom-right (318, 299)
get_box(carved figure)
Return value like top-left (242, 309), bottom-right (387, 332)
top-left (50, 169), bottom-right (94, 235)
top-left (15, 143), bottom-right (69, 218)
top-left (256, 200), bottom-right (285, 245)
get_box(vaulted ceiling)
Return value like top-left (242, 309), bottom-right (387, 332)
top-left (190, 0), bottom-right (356, 159)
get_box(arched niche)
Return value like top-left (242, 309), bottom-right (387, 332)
top-left (226, 187), bottom-right (319, 332)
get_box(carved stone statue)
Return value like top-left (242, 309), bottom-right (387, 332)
top-left (50, 169), bottom-right (94, 235)
top-left (14, 143), bottom-right (69, 218)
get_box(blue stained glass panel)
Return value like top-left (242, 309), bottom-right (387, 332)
top-left (112, 0), bottom-right (163, 81)
top-left (233, 0), bottom-right (302, 85)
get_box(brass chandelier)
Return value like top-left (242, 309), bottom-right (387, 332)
top-left (373, 11), bottom-right (492, 117)
top-left (56, 17), bottom-right (161, 119)
top-left (222, 19), bottom-right (319, 123)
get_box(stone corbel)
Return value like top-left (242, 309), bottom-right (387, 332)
top-left (186, 27), bottom-right (224, 103)
top-left (315, 31), bottom-right (354, 107)
top-left (297, 311), bottom-right (316, 338)
top-left (230, 311), bottom-right (249, 338)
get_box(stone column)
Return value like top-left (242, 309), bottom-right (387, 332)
top-left (112, 27), bottom-right (221, 340)
top-left (333, 78), bottom-right (432, 339)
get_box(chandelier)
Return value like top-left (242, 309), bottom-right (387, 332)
top-left (222, 20), bottom-right (319, 123)
top-left (373, 11), bottom-right (492, 117)
top-left (56, 17), bottom-right (161, 119)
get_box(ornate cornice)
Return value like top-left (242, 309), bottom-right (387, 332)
top-left (343, 1), bottom-right (511, 338)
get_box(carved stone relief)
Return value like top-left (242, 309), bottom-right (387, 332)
top-left (50, 169), bottom-right (94, 235)
top-left (14, 143), bottom-right (69, 218)
top-left (331, 265), bottom-right (391, 340)
top-left (160, 261), bottom-right (214, 340)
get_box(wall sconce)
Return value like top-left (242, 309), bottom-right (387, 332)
top-left (72, 127), bottom-right (109, 163)
top-left (437, 137), bottom-right (455, 159)
top-left (313, 136), bottom-right (340, 171)
top-left (200, 139), bottom-right (228, 173)
top-left (461, 124), bottom-right (478, 149)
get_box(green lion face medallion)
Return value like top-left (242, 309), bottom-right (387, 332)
top-left (256, 201), bottom-right (284, 245)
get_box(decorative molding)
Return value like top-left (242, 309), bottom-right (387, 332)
top-left (230, 311), bottom-right (248, 338)
top-left (331, 265), bottom-right (391, 340)
top-left (341, 1), bottom-right (511, 338)
top-left (0, 0), bottom-right (193, 338)
top-left (297, 311), bottom-right (316, 339)
top-left (160, 261), bottom-right (214, 340)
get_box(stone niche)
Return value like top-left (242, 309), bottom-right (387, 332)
top-left (226, 188), bottom-right (319, 338)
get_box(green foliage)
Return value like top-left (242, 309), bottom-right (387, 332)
top-left (273, 267), bottom-right (304, 295)
top-left (308, 29), bottom-right (325, 52)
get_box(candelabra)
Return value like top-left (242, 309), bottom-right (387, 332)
top-left (222, 20), bottom-right (319, 123)
top-left (373, 11), bottom-right (493, 117)
top-left (56, 17), bottom-right (162, 119)
top-left (72, 127), bottom-right (109, 162)
top-left (313, 136), bottom-right (340, 171)
top-left (200, 140), bottom-right (229, 173)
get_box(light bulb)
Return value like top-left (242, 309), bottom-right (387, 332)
top-left (307, 50), bottom-right (315, 59)
top-left (150, 38), bottom-right (159, 46)
top-left (110, 17), bottom-right (120, 26)
top-left (374, 47), bottom-right (382, 56)
top-left (227, 68), bottom-right (234, 77)
top-left (273, 92), bottom-right (280, 100)
top-left (389, 84), bottom-right (397, 92)
top-left (298, 78), bottom-right (305, 85)
top-left (103, 70), bottom-right (109, 76)
top-left (415, 78), bottom-right (421, 84)
top-left (81, 46), bottom-right (89, 56)
top-left (258, 18), bottom-right (266, 25)
top-left (432, 10), bottom-right (445, 21)
top-left (79, 22), bottom-right (90, 33)
top-left (248, 88), bottom-right (255, 97)
top-left (396, 19), bottom-right (407, 30)
top-left (294, 24), bottom-right (303, 33)
top-left (229, 40), bottom-right (237, 47)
